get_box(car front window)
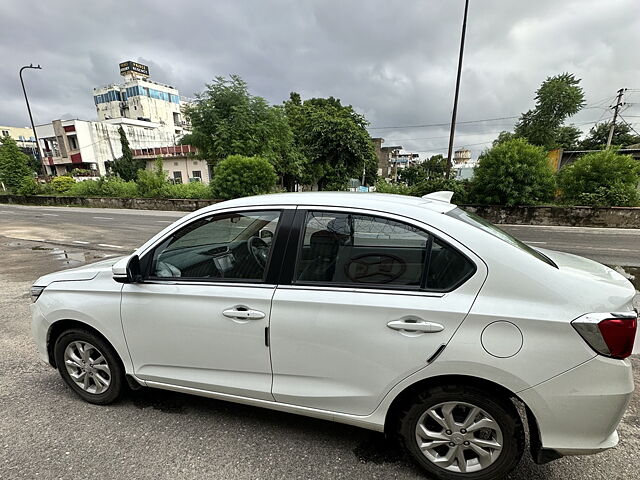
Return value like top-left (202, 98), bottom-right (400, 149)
top-left (149, 210), bottom-right (281, 281)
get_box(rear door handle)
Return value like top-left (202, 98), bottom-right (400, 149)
top-left (223, 308), bottom-right (266, 320)
top-left (387, 320), bottom-right (444, 333)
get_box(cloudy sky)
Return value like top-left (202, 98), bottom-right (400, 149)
top-left (1, 0), bottom-right (639, 159)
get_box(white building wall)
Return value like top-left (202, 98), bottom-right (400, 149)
top-left (36, 119), bottom-right (180, 177)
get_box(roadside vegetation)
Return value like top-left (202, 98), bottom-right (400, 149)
top-left (1, 74), bottom-right (639, 206)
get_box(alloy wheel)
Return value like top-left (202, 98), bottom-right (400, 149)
top-left (63, 341), bottom-right (111, 395)
top-left (415, 401), bottom-right (503, 474)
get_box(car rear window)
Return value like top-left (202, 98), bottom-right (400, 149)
top-left (446, 208), bottom-right (557, 268)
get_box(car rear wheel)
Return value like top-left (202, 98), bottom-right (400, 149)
top-left (397, 384), bottom-right (524, 480)
top-left (53, 329), bottom-right (124, 405)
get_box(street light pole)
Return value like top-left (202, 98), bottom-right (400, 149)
top-left (19, 64), bottom-right (43, 173)
top-left (446, 0), bottom-right (470, 179)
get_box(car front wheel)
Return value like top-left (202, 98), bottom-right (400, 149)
top-left (397, 384), bottom-right (524, 480)
top-left (53, 329), bottom-right (124, 405)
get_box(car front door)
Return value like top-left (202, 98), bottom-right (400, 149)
top-left (121, 208), bottom-right (291, 401)
top-left (269, 209), bottom-right (487, 415)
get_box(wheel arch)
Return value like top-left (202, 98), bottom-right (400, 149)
top-left (47, 319), bottom-right (123, 370)
top-left (383, 374), bottom-right (547, 463)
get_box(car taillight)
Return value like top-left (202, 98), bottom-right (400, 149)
top-left (572, 311), bottom-right (638, 360)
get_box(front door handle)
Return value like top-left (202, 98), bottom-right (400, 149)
top-left (387, 320), bottom-right (444, 333)
top-left (223, 308), bottom-right (266, 320)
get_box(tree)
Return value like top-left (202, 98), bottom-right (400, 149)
top-left (470, 138), bottom-right (556, 206)
top-left (579, 121), bottom-right (640, 150)
top-left (112, 126), bottom-right (144, 181)
top-left (514, 73), bottom-right (585, 149)
top-left (558, 150), bottom-right (640, 206)
top-left (492, 131), bottom-right (517, 147)
top-left (0, 136), bottom-right (32, 192)
top-left (210, 155), bottom-right (277, 199)
top-left (555, 125), bottom-right (582, 150)
top-left (398, 154), bottom-right (448, 186)
top-left (185, 75), bottom-right (301, 190)
top-left (284, 93), bottom-right (377, 190)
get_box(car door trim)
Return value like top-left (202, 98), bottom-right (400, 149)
top-left (276, 284), bottom-right (445, 298)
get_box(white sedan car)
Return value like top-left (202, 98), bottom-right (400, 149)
top-left (31, 192), bottom-right (637, 480)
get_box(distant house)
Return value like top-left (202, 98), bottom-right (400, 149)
top-left (133, 145), bottom-right (210, 184)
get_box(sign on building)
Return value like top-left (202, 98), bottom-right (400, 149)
top-left (119, 61), bottom-right (150, 77)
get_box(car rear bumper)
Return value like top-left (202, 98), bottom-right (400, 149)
top-left (518, 354), bottom-right (633, 456)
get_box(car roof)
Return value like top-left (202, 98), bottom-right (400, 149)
top-left (204, 192), bottom-right (457, 215)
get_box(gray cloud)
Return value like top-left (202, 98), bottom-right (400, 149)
top-left (1, 0), bottom-right (638, 158)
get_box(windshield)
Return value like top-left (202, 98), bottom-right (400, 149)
top-left (446, 208), bottom-right (557, 268)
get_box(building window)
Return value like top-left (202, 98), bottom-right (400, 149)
top-left (192, 160), bottom-right (198, 165)
top-left (192, 171), bottom-right (202, 181)
top-left (68, 135), bottom-right (79, 150)
top-left (174, 162), bottom-right (179, 166)
top-left (173, 171), bottom-right (183, 184)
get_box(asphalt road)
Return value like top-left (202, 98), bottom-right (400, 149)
top-left (1, 204), bottom-right (640, 479)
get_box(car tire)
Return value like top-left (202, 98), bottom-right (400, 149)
top-left (397, 384), bottom-right (524, 480)
top-left (53, 329), bottom-right (125, 405)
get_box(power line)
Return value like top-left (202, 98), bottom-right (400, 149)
top-left (617, 115), bottom-right (640, 138)
top-left (368, 115), bottom-right (519, 130)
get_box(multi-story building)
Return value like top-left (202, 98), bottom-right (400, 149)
top-left (93, 61), bottom-right (189, 137)
top-left (371, 137), bottom-right (403, 179)
top-left (35, 118), bottom-right (179, 176)
top-left (451, 149), bottom-right (477, 180)
top-left (1, 125), bottom-right (39, 158)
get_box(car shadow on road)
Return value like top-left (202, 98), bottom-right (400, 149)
top-left (126, 386), bottom-right (560, 479)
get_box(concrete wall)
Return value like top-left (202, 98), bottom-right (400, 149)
top-left (0, 195), bottom-right (221, 212)
top-left (1, 195), bottom-right (640, 227)
top-left (461, 205), bottom-right (640, 229)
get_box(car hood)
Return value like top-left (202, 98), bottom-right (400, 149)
top-left (33, 255), bottom-right (126, 287)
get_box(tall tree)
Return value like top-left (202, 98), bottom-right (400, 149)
top-left (0, 136), bottom-right (32, 191)
top-left (513, 73), bottom-right (585, 149)
top-left (284, 93), bottom-right (377, 190)
top-left (184, 75), bottom-right (301, 190)
top-left (579, 121), bottom-right (640, 150)
top-left (112, 126), bottom-right (144, 181)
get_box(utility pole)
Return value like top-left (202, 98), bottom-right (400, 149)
top-left (19, 64), bottom-right (43, 172)
top-left (606, 88), bottom-right (626, 149)
top-left (446, 0), bottom-right (470, 179)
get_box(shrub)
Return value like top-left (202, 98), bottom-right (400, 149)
top-left (50, 175), bottom-right (76, 193)
top-left (412, 178), bottom-right (470, 204)
top-left (558, 150), bottom-right (640, 206)
top-left (210, 155), bottom-right (277, 200)
top-left (161, 181), bottom-right (211, 199)
top-left (136, 160), bottom-right (168, 197)
top-left (470, 138), bottom-right (556, 206)
top-left (16, 176), bottom-right (38, 196)
top-left (69, 168), bottom-right (93, 177)
top-left (100, 177), bottom-right (139, 197)
top-left (66, 179), bottom-right (102, 196)
top-left (375, 179), bottom-right (412, 195)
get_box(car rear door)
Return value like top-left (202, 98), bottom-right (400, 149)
top-left (269, 208), bottom-right (487, 415)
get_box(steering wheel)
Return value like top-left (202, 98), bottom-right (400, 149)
top-left (247, 236), bottom-right (270, 268)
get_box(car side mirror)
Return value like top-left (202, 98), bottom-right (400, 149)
top-left (260, 229), bottom-right (274, 241)
top-left (113, 255), bottom-right (142, 283)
